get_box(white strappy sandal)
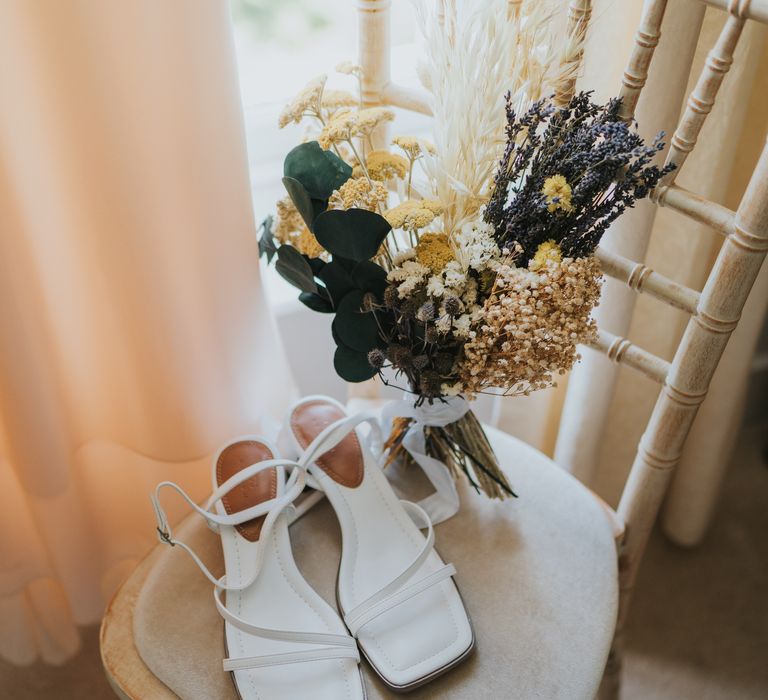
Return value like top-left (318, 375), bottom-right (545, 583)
top-left (279, 397), bottom-right (475, 691)
top-left (151, 437), bottom-right (366, 700)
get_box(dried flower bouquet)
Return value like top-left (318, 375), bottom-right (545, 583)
top-left (258, 1), bottom-right (672, 511)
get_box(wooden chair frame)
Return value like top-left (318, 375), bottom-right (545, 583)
top-left (355, 0), bottom-right (768, 696)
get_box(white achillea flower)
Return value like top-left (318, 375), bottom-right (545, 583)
top-left (387, 260), bottom-right (430, 298)
top-left (427, 275), bottom-right (446, 298)
top-left (440, 382), bottom-right (464, 397)
top-left (452, 314), bottom-right (472, 338)
top-left (443, 261), bottom-right (465, 289)
top-left (454, 218), bottom-right (500, 272)
top-left (392, 248), bottom-right (417, 265)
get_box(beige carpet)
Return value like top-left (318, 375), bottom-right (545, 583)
top-left (2, 422), bottom-right (766, 700)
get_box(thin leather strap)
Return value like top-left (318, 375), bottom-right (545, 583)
top-left (297, 411), bottom-right (383, 474)
top-left (294, 413), bottom-right (459, 639)
top-left (341, 500), bottom-right (437, 628)
top-left (214, 584), bottom-right (358, 649)
top-left (150, 458), bottom-right (305, 589)
top-left (345, 564), bottom-right (457, 636)
top-left (223, 645), bottom-right (360, 671)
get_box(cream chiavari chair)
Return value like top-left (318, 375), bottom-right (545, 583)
top-left (357, 0), bottom-right (768, 695)
top-left (99, 3), bottom-right (767, 698)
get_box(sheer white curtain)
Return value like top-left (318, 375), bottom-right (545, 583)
top-left (0, 0), bottom-right (295, 664)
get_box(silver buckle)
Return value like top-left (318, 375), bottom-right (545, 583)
top-left (156, 526), bottom-right (175, 546)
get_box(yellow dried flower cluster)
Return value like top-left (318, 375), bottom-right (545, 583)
top-left (295, 228), bottom-right (326, 259)
top-left (321, 89), bottom-right (357, 111)
top-left (353, 150), bottom-right (409, 181)
top-left (278, 75), bottom-right (327, 129)
top-left (541, 174), bottom-right (574, 213)
top-left (274, 197), bottom-right (325, 258)
top-left (458, 257), bottom-right (602, 398)
top-left (384, 199), bottom-right (443, 231)
top-left (329, 177), bottom-right (388, 211)
top-left (415, 232), bottom-right (454, 273)
top-left (318, 108), bottom-right (394, 149)
top-left (335, 60), bottom-right (363, 78)
top-left (529, 240), bottom-right (562, 271)
top-left (392, 135), bottom-right (435, 159)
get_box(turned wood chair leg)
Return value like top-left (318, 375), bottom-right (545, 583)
top-left (597, 629), bottom-right (623, 700)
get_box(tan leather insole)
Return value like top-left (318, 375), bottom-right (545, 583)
top-left (291, 401), bottom-right (364, 488)
top-left (216, 441), bottom-right (276, 542)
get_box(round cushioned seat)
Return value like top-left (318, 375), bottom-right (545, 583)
top-left (101, 427), bottom-right (618, 700)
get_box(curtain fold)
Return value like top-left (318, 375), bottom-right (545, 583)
top-left (0, 0), bottom-right (295, 664)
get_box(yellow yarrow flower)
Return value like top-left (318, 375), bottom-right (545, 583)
top-left (296, 228), bottom-right (325, 259)
top-left (318, 108), bottom-right (394, 149)
top-left (336, 60), bottom-right (363, 78)
top-left (274, 197), bottom-right (325, 259)
top-left (415, 232), bottom-right (454, 274)
top-left (278, 75), bottom-right (327, 129)
top-left (392, 135), bottom-right (436, 159)
top-left (384, 199), bottom-right (443, 231)
top-left (352, 150), bottom-right (409, 181)
top-left (541, 174), bottom-right (574, 213)
top-left (329, 177), bottom-right (388, 211)
top-left (529, 240), bottom-right (563, 271)
top-left (321, 89), bottom-right (357, 111)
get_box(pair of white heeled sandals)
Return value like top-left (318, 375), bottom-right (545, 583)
top-left (152, 395), bottom-right (474, 699)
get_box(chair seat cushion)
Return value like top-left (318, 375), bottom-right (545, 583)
top-left (131, 428), bottom-right (618, 699)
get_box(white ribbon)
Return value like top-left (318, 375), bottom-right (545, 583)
top-left (380, 395), bottom-right (469, 524)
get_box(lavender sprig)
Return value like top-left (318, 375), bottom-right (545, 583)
top-left (485, 91), bottom-right (675, 263)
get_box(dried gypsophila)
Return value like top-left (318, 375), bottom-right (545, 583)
top-left (457, 256), bottom-right (602, 398)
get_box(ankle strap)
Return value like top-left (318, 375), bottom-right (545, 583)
top-left (150, 457), bottom-right (305, 589)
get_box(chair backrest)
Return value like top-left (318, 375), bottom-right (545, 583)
top-left (355, 0), bottom-right (768, 619)
top-left (603, 0), bottom-right (768, 625)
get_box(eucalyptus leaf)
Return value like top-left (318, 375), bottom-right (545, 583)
top-left (275, 245), bottom-right (317, 294)
top-left (257, 215), bottom-right (278, 263)
top-left (313, 209), bottom-right (392, 262)
top-left (317, 260), bottom-right (354, 305)
top-left (283, 142), bottom-right (352, 200)
top-left (351, 260), bottom-right (388, 297)
top-left (307, 257), bottom-right (327, 276)
top-left (282, 176), bottom-right (327, 229)
top-left (332, 290), bottom-right (380, 353)
top-left (334, 345), bottom-right (378, 383)
top-left (299, 290), bottom-right (333, 313)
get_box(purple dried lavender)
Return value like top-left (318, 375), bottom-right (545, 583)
top-left (485, 92), bottom-right (676, 263)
